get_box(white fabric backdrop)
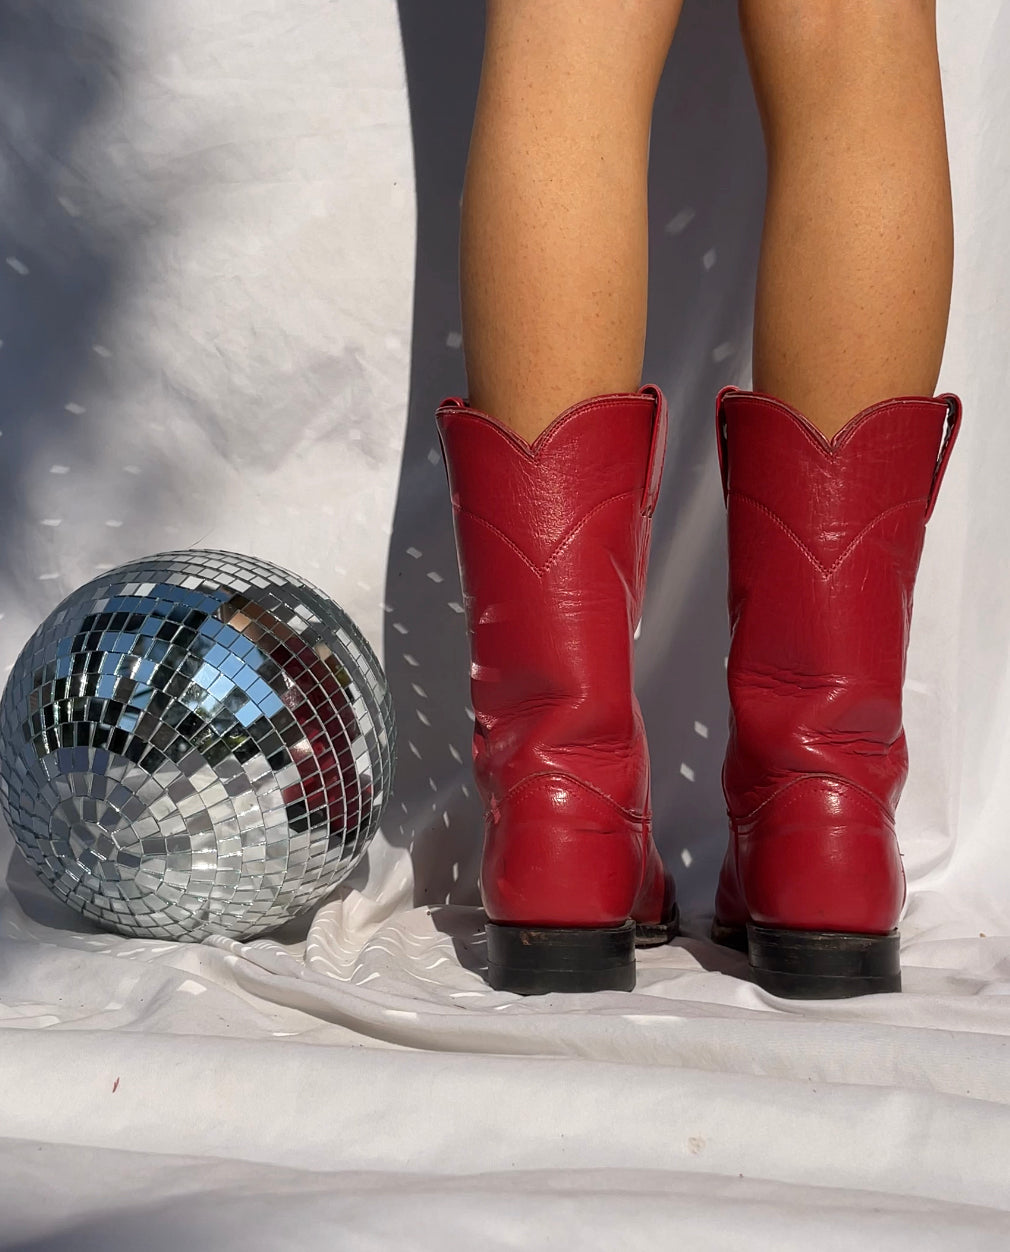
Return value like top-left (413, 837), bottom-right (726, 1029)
top-left (1, 1), bottom-right (1009, 1246)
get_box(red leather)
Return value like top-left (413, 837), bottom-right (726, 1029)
top-left (436, 386), bottom-right (673, 929)
top-left (713, 386), bottom-right (962, 934)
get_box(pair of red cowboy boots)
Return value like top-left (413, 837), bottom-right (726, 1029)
top-left (436, 381), bottom-right (961, 997)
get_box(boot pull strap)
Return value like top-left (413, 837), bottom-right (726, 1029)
top-left (434, 396), bottom-right (467, 491)
top-left (714, 384), bottom-right (740, 505)
top-left (640, 384), bottom-right (669, 517)
top-left (925, 394), bottom-right (962, 522)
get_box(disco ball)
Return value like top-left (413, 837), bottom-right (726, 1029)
top-left (0, 549), bottom-right (396, 941)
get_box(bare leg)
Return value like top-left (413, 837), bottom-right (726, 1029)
top-left (739, 0), bottom-right (953, 439)
top-left (460, 0), bottom-right (684, 443)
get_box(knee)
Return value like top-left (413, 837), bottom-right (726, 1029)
top-left (739, 0), bottom-right (937, 61)
top-left (739, 0), bottom-right (939, 126)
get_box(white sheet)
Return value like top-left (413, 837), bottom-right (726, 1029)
top-left (1, 2), bottom-right (1009, 1247)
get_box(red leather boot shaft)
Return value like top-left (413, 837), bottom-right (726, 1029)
top-left (715, 387), bottom-right (961, 934)
top-left (436, 387), bottom-right (670, 929)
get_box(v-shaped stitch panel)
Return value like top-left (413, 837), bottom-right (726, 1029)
top-left (722, 398), bottom-right (948, 559)
top-left (436, 399), bottom-right (657, 560)
top-left (732, 493), bottom-right (927, 577)
top-left (457, 489), bottom-right (641, 575)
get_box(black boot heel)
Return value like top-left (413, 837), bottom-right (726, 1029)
top-left (634, 903), bottom-right (681, 948)
top-left (485, 920), bottom-right (637, 994)
top-left (747, 924), bottom-right (901, 999)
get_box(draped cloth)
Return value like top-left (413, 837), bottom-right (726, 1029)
top-left (1, 2), bottom-right (1008, 1246)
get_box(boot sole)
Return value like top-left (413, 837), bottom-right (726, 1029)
top-left (712, 919), bottom-right (901, 998)
top-left (486, 907), bottom-right (680, 995)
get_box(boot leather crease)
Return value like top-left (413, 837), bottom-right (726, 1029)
top-left (711, 384), bottom-right (962, 998)
top-left (436, 384), bottom-right (679, 994)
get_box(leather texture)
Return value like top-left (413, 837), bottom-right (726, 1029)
top-left (713, 385), bottom-right (962, 935)
top-left (436, 385), bottom-right (673, 929)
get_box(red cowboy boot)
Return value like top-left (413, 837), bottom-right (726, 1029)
top-left (711, 385), bottom-right (961, 997)
top-left (436, 385), bottom-right (678, 994)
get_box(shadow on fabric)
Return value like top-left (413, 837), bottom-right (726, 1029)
top-left (0, 3), bottom-right (180, 624)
